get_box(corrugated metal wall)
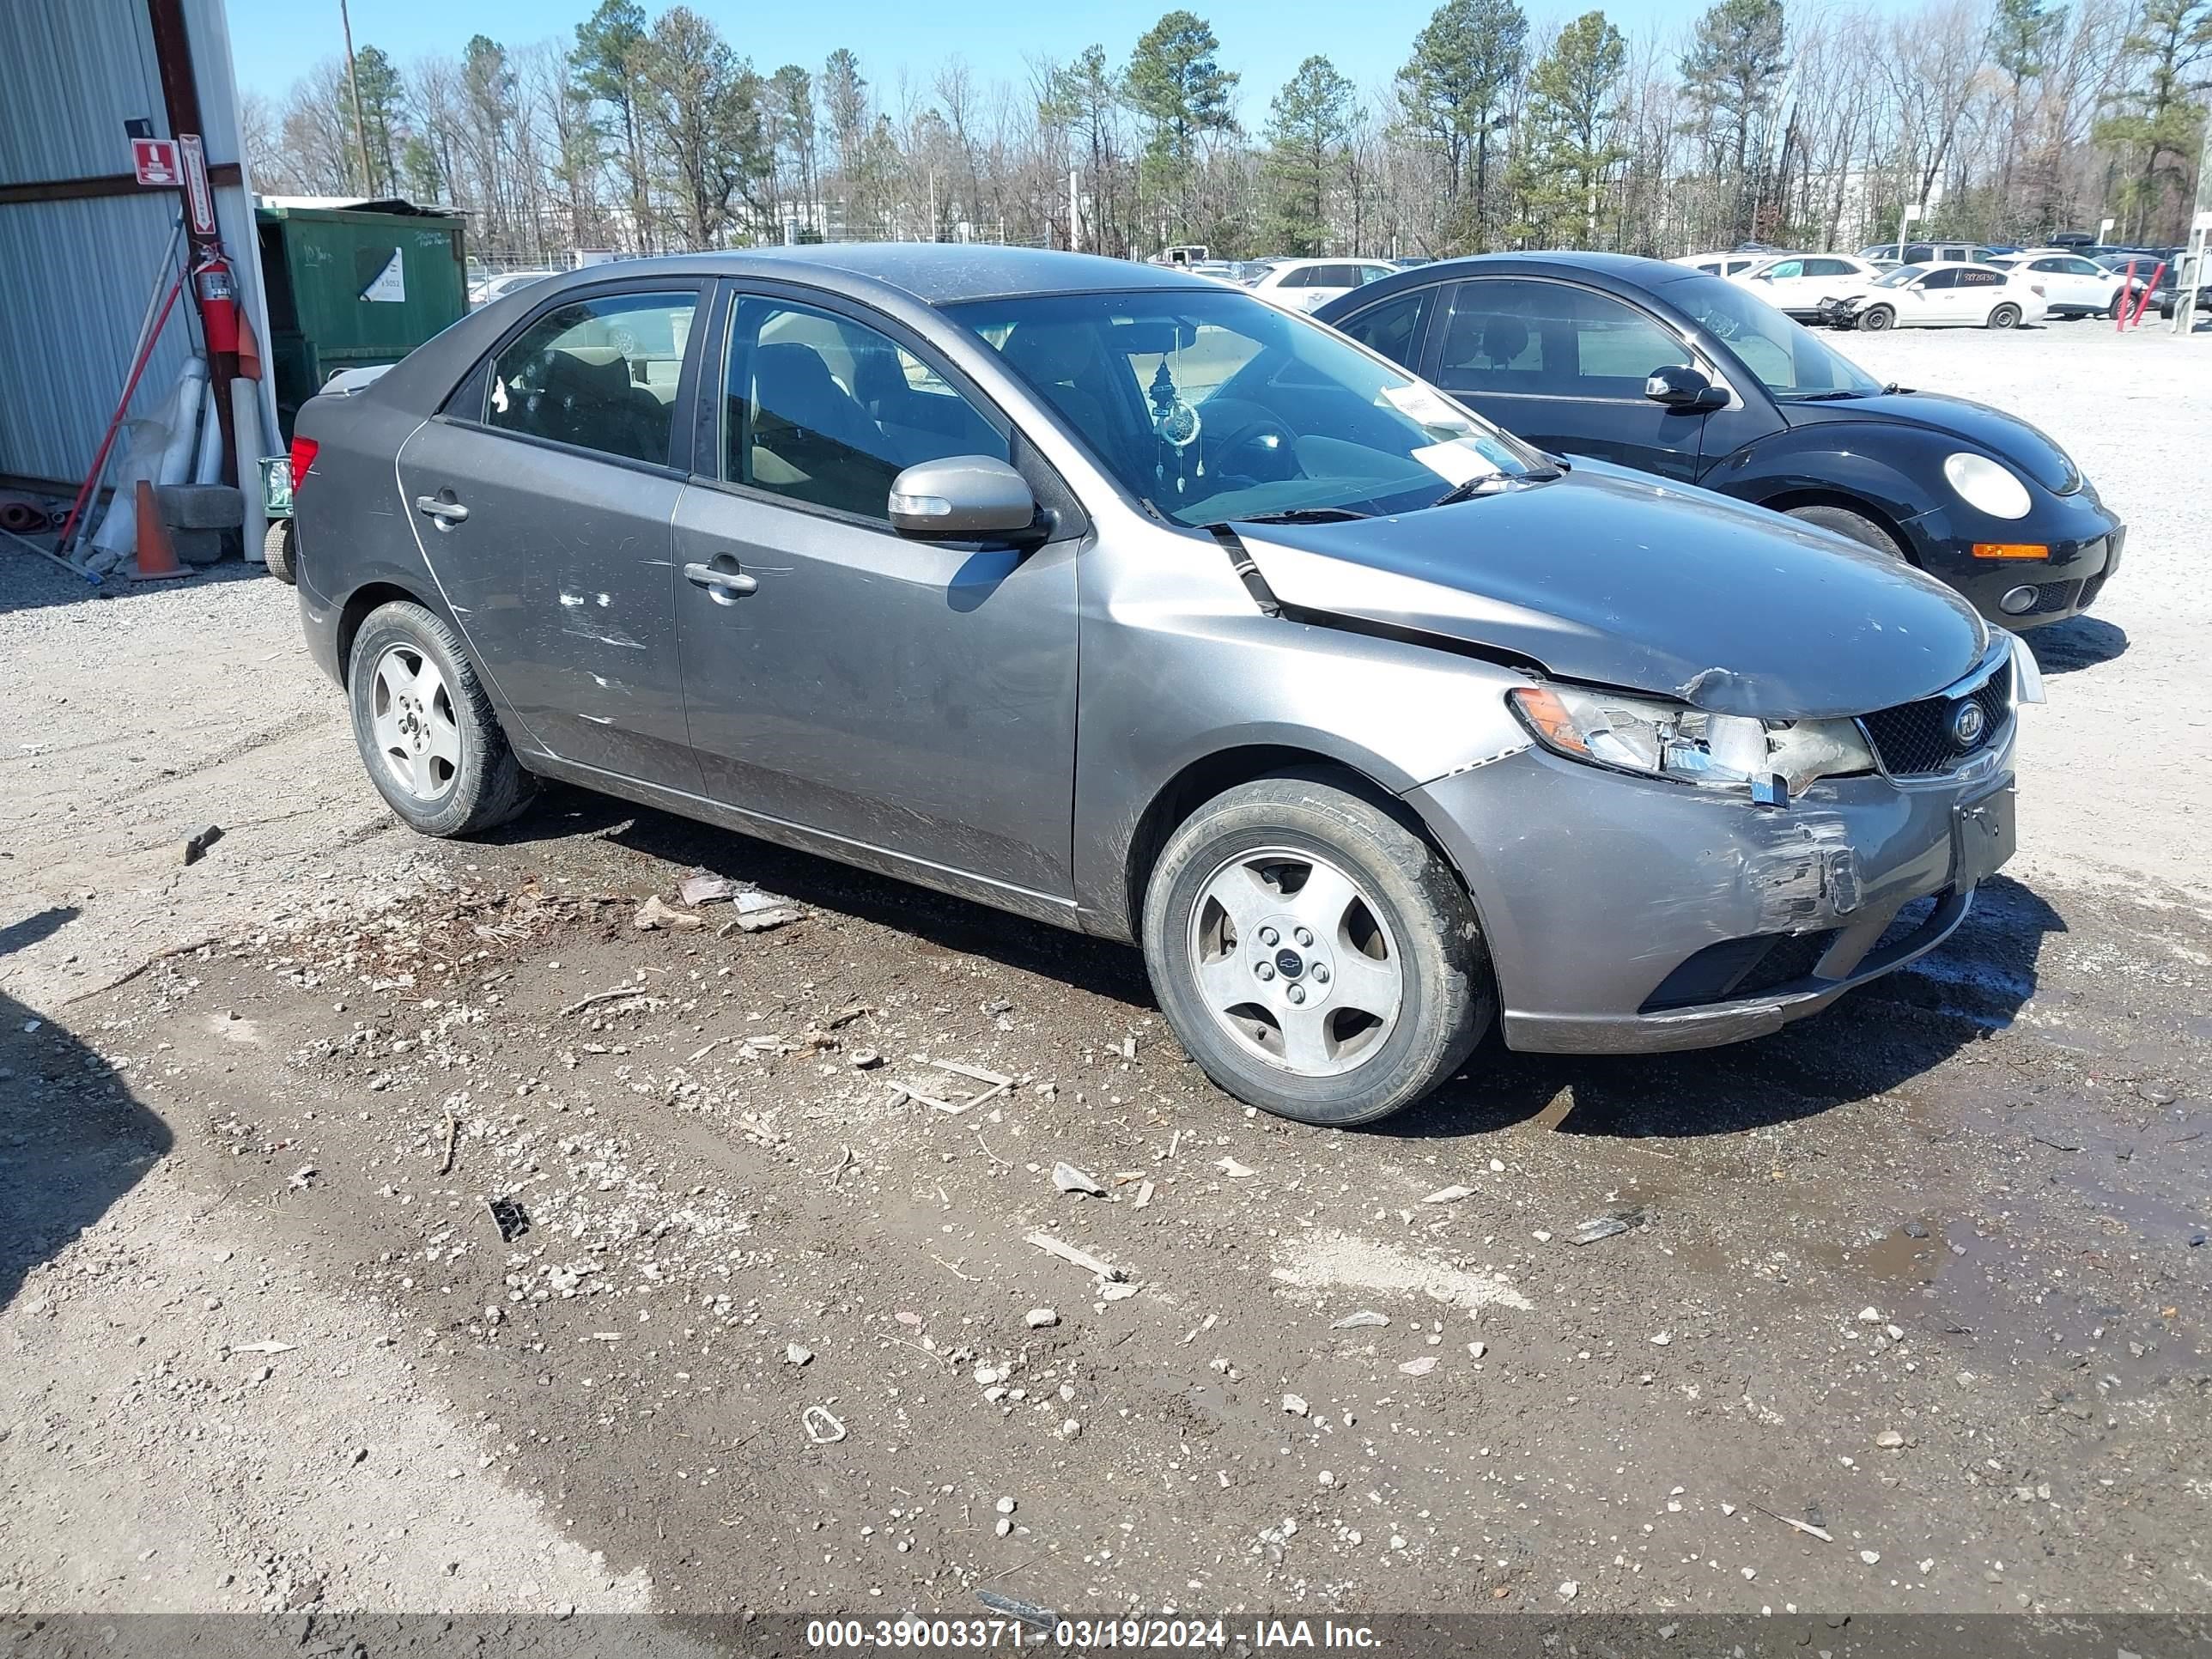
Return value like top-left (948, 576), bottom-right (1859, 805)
top-left (0, 0), bottom-right (279, 491)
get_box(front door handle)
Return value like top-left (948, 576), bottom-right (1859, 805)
top-left (415, 494), bottom-right (470, 527)
top-left (684, 559), bottom-right (758, 601)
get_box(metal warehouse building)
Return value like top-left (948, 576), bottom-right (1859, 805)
top-left (0, 0), bottom-right (279, 494)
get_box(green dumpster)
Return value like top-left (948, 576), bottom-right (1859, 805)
top-left (254, 199), bottom-right (469, 441)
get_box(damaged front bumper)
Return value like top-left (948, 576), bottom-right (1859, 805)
top-left (1406, 737), bottom-right (2015, 1055)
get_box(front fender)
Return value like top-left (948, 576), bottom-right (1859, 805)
top-left (1069, 535), bottom-right (1534, 939)
top-left (1703, 420), bottom-right (1953, 562)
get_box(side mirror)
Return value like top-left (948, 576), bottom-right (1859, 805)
top-left (1752, 271), bottom-right (1774, 281)
top-left (1644, 364), bottom-right (1726, 411)
top-left (888, 455), bottom-right (1039, 542)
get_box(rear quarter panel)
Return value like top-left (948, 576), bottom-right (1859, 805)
top-left (294, 392), bottom-right (450, 684)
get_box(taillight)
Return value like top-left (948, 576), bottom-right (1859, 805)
top-left (289, 435), bottom-right (319, 493)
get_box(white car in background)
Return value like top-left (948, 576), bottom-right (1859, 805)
top-left (1730, 252), bottom-right (1894, 319)
top-left (1670, 251), bottom-right (1775, 278)
top-left (1814, 261), bottom-right (2050, 331)
top-left (1244, 258), bottom-right (1399, 313)
top-left (1991, 248), bottom-right (2135, 318)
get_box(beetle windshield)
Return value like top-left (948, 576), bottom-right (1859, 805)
top-left (948, 288), bottom-right (1549, 526)
top-left (1665, 272), bottom-right (1886, 402)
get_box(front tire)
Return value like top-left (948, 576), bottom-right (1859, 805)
top-left (347, 601), bottom-right (536, 837)
top-left (1858, 305), bottom-right (1895, 331)
top-left (1141, 774), bottom-right (1493, 1127)
top-left (1785, 502), bottom-right (1905, 558)
top-left (1988, 302), bottom-right (2021, 330)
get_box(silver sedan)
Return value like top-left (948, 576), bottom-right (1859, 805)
top-left (290, 246), bottom-right (2032, 1126)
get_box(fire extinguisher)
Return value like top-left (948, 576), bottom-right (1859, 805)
top-left (196, 256), bottom-right (240, 354)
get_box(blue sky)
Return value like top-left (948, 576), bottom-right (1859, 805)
top-left (230, 0), bottom-right (1711, 118)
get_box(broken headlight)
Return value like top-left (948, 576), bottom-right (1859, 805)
top-left (1509, 684), bottom-right (1876, 796)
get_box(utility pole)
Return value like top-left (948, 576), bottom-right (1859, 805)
top-left (1069, 167), bottom-right (1081, 252)
top-left (339, 0), bottom-right (374, 196)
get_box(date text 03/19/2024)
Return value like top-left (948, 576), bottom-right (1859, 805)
top-left (802, 1619), bottom-right (1382, 1650)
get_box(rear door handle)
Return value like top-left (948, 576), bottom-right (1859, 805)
top-left (415, 495), bottom-right (469, 526)
top-left (684, 560), bottom-right (758, 600)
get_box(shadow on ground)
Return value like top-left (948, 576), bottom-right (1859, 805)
top-left (0, 908), bottom-right (173, 1310)
top-left (482, 786), bottom-right (2069, 1150)
top-left (2028, 614), bottom-right (2127, 675)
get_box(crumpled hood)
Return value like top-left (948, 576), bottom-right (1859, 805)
top-left (1783, 390), bottom-right (2079, 493)
top-left (1234, 464), bottom-right (1987, 720)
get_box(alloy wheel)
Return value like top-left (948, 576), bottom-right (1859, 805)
top-left (369, 643), bottom-right (462, 802)
top-left (1186, 847), bottom-right (1403, 1077)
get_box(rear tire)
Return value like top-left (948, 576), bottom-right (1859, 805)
top-left (1858, 305), bottom-right (1895, 331)
top-left (1141, 773), bottom-right (1493, 1127)
top-left (1988, 303), bottom-right (2021, 330)
top-left (347, 600), bottom-right (536, 838)
top-left (1785, 502), bottom-right (1905, 559)
top-left (262, 518), bottom-right (295, 585)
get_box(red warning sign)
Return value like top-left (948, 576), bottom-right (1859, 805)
top-left (131, 137), bottom-right (180, 186)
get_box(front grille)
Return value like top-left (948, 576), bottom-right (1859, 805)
top-left (1641, 928), bottom-right (1838, 1012)
top-left (2027, 579), bottom-right (2081, 616)
top-left (1861, 664), bottom-right (2012, 777)
top-left (1734, 929), bottom-right (1838, 995)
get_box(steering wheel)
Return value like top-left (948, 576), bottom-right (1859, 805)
top-left (1206, 412), bottom-right (1302, 481)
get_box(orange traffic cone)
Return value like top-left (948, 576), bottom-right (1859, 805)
top-left (130, 478), bottom-right (190, 581)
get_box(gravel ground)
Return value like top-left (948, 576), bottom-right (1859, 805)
top-left (1, 322), bottom-right (2207, 1627)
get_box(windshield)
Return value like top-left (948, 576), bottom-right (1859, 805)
top-left (1874, 267), bottom-right (1922, 289)
top-left (1663, 272), bottom-right (1884, 400)
top-left (949, 288), bottom-right (1548, 526)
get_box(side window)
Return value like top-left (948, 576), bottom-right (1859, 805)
top-left (483, 290), bottom-right (696, 465)
top-left (1763, 259), bottom-right (1805, 280)
top-left (1919, 268), bottom-right (1960, 289)
top-left (1960, 268), bottom-right (2002, 287)
top-left (1805, 258), bottom-right (1853, 277)
top-left (1437, 279), bottom-right (1688, 398)
top-left (1332, 287), bottom-right (1436, 368)
top-left (723, 297), bottom-right (1006, 521)
top-left (1357, 264), bottom-right (1395, 285)
top-left (2065, 258), bottom-right (2104, 276)
top-left (2031, 258), bottom-right (2063, 272)
top-left (1903, 244), bottom-right (1934, 263)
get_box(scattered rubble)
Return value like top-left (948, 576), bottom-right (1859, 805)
top-left (1052, 1162), bottom-right (1107, 1197)
top-left (632, 896), bottom-right (702, 932)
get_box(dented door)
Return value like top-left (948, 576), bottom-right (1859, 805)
top-left (392, 283), bottom-right (707, 793)
top-left (395, 418), bottom-right (701, 792)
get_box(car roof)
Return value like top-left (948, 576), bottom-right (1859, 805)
top-left (548, 243), bottom-right (1222, 307)
top-left (1343, 250), bottom-right (1720, 294)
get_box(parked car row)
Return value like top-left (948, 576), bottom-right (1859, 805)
top-left (287, 241), bottom-right (2106, 1127)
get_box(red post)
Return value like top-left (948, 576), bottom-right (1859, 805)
top-left (145, 0), bottom-right (237, 483)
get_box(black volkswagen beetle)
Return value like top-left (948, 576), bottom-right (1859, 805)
top-left (1316, 252), bottom-right (2124, 628)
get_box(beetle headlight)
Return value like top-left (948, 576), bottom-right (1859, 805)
top-left (1510, 685), bottom-right (1876, 795)
top-left (1942, 453), bottom-right (2032, 520)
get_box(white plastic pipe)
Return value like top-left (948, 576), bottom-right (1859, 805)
top-left (232, 376), bottom-right (267, 562)
top-left (191, 379), bottom-right (224, 483)
top-left (156, 356), bottom-right (209, 486)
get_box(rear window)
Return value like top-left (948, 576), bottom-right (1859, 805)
top-left (480, 290), bottom-right (696, 466)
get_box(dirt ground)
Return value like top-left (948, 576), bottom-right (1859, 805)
top-left (2, 321), bottom-right (2208, 1626)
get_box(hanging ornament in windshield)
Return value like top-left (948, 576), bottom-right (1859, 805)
top-left (1148, 360), bottom-right (1201, 450)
